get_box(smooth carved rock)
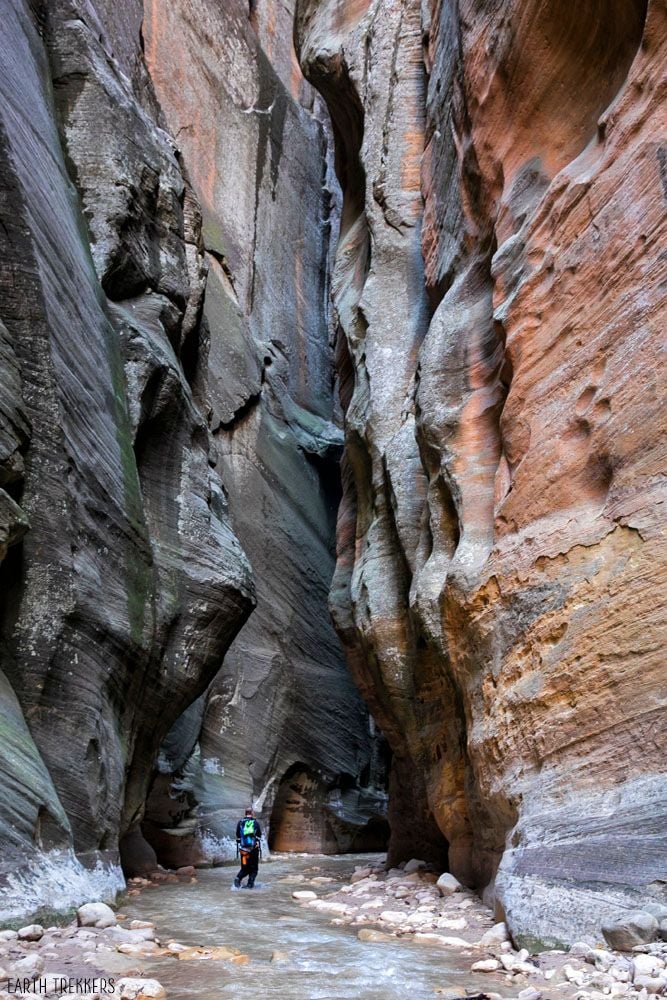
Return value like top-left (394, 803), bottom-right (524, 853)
top-left (296, 0), bottom-right (667, 947)
top-left (139, 0), bottom-right (387, 859)
top-left (0, 0), bottom-right (252, 916)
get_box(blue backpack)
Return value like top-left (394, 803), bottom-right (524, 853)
top-left (240, 818), bottom-right (257, 850)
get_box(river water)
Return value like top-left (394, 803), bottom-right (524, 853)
top-left (115, 854), bottom-right (512, 1000)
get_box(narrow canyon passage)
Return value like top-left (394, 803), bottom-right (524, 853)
top-left (106, 855), bottom-right (504, 1000)
top-left (0, 1), bottom-right (665, 995)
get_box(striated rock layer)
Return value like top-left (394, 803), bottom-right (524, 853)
top-left (0, 0), bottom-right (254, 920)
top-left (296, 0), bottom-right (666, 945)
top-left (0, 0), bottom-right (383, 920)
top-left (138, 0), bottom-right (387, 863)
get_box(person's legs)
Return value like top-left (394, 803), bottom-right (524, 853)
top-left (246, 848), bottom-right (259, 888)
top-left (234, 854), bottom-right (249, 887)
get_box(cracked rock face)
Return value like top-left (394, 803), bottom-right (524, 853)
top-left (296, 0), bottom-right (666, 945)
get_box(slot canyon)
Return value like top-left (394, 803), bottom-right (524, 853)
top-left (0, 0), bottom-right (665, 995)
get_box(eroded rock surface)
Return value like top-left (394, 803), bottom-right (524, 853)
top-left (137, 0), bottom-right (386, 862)
top-left (0, 0), bottom-right (257, 919)
top-left (0, 0), bottom-right (384, 919)
top-left (296, 0), bottom-right (667, 945)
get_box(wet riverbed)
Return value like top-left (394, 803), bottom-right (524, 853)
top-left (112, 854), bottom-right (513, 1000)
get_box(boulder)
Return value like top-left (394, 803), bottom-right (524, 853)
top-left (12, 953), bottom-right (44, 977)
top-left (570, 941), bottom-right (595, 958)
top-left (478, 922), bottom-right (510, 947)
top-left (17, 924), bottom-right (44, 941)
top-left (633, 954), bottom-right (665, 979)
top-left (633, 976), bottom-right (667, 994)
top-left (292, 891), bottom-right (317, 901)
top-left (77, 902), bottom-right (117, 929)
top-left (403, 859), bottom-right (427, 874)
top-left (603, 912), bottom-right (659, 951)
top-left (351, 868), bottom-right (373, 884)
top-left (436, 874), bottom-right (464, 897)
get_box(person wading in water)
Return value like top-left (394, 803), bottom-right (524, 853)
top-left (234, 807), bottom-right (262, 889)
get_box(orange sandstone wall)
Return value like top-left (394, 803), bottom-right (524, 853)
top-left (296, 0), bottom-right (667, 946)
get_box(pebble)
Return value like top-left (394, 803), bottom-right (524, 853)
top-left (634, 954), bottom-right (665, 978)
top-left (471, 958), bottom-right (501, 972)
top-left (111, 927), bottom-right (156, 943)
top-left (634, 976), bottom-right (667, 994)
top-left (517, 989), bottom-right (543, 1000)
top-left (436, 917), bottom-right (466, 931)
top-left (176, 945), bottom-right (238, 961)
top-left (563, 963), bottom-right (588, 985)
top-left (413, 933), bottom-right (470, 948)
top-left (570, 941), bottom-right (595, 958)
top-left (116, 979), bottom-right (166, 999)
top-left (292, 891), bottom-right (317, 901)
top-left (379, 911), bottom-right (408, 924)
top-left (351, 868), bottom-right (372, 883)
top-left (165, 941), bottom-right (188, 954)
top-left (357, 928), bottom-right (391, 942)
top-left (116, 940), bottom-right (160, 956)
top-left (307, 900), bottom-right (351, 914)
top-left (176, 866), bottom-right (196, 877)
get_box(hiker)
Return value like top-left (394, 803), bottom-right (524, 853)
top-left (234, 807), bottom-right (262, 888)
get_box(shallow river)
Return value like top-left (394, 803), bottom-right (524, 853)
top-left (116, 854), bottom-right (510, 1000)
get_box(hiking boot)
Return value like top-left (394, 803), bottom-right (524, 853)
top-left (247, 877), bottom-right (255, 888)
top-left (233, 877), bottom-right (241, 888)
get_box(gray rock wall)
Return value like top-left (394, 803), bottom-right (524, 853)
top-left (0, 0), bottom-right (380, 921)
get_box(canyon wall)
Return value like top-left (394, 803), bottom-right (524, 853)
top-left (0, 0), bottom-right (381, 923)
top-left (138, 0), bottom-right (387, 864)
top-left (296, 0), bottom-right (666, 946)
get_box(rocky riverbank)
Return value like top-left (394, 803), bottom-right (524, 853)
top-left (1, 858), bottom-right (666, 999)
top-left (290, 860), bottom-right (667, 1000)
